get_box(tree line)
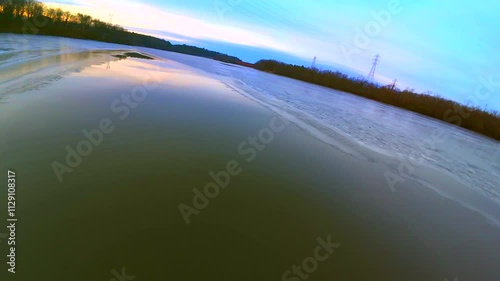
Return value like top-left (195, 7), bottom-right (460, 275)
top-left (2, 1), bottom-right (498, 140)
top-left (254, 60), bottom-right (500, 141)
top-left (0, 0), bottom-right (242, 63)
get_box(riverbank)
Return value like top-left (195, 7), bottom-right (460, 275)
top-left (253, 60), bottom-right (500, 141)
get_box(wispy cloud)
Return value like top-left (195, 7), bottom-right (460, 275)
top-left (45, 0), bottom-right (296, 54)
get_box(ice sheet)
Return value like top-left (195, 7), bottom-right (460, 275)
top-left (138, 48), bottom-right (500, 207)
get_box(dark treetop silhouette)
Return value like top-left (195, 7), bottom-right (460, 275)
top-left (0, 0), bottom-right (242, 64)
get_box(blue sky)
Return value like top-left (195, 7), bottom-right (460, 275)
top-left (44, 0), bottom-right (500, 110)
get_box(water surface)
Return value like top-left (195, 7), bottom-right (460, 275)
top-left (0, 35), bottom-right (499, 281)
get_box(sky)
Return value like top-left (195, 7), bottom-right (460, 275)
top-left (43, 0), bottom-right (500, 110)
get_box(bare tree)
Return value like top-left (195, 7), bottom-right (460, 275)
top-left (13, 0), bottom-right (27, 17)
top-left (77, 13), bottom-right (92, 26)
top-left (45, 7), bottom-right (56, 20)
top-left (0, 0), bottom-right (16, 19)
top-left (69, 13), bottom-right (78, 23)
top-left (25, 0), bottom-right (41, 18)
top-left (63, 10), bottom-right (71, 24)
top-left (32, 1), bottom-right (43, 17)
top-left (55, 7), bottom-right (63, 22)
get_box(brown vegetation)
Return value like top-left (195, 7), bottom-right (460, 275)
top-left (254, 60), bottom-right (500, 141)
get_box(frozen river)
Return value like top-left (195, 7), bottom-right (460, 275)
top-left (1, 34), bottom-right (499, 224)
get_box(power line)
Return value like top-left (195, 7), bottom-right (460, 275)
top-left (311, 56), bottom-right (317, 70)
top-left (367, 54), bottom-right (380, 81)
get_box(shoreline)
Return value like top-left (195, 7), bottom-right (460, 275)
top-left (1, 49), bottom-right (499, 280)
top-left (255, 61), bottom-right (500, 142)
top-left (3, 31), bottom-right (498, 141)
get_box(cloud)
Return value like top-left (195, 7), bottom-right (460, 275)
top-left (44, 0), bottom-right (296, 54)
